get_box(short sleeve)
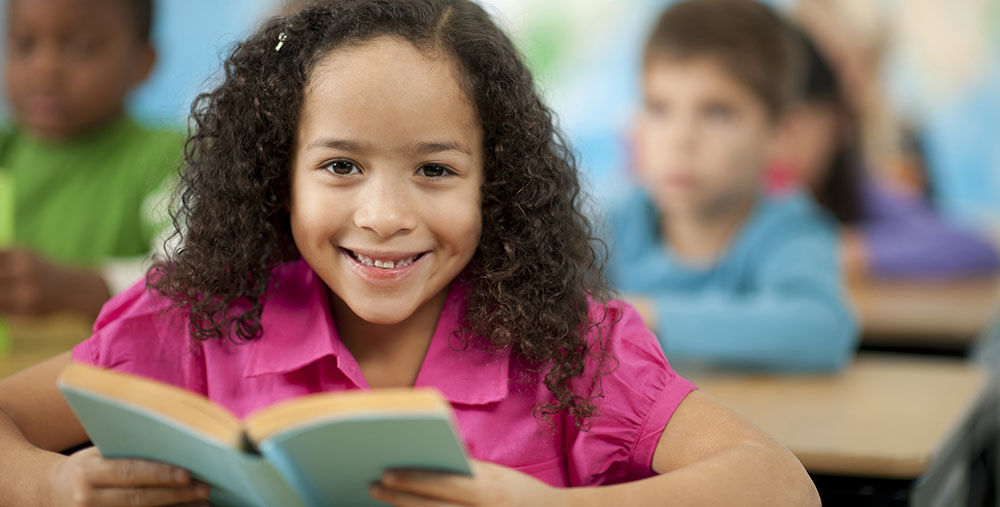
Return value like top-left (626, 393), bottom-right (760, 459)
top-left (565, 300), bottom-right (697, 486)
top-left (71, 278), bottom-right (207, 394)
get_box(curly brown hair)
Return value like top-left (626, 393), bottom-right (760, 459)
top-left (151, 0), bottom-right (612, 427)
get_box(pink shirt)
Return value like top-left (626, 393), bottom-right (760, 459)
top-left (73, 259), bottom-right (696, 487)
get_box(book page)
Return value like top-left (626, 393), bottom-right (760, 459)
top-left (244, 387), bottom-right (452, 442)
top-left (58, 362), bottom-right (241, 445)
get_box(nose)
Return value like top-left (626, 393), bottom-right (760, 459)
top-left (641, 111), bottom-right (697, 172)
top-left (24, 43), bottom-right (64, 89)
top-left (352, 172), bottom-right (417, 238)
top-left (663, 110), bottom-right (699, 155)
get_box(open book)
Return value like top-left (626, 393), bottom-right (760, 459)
top-left (58, 363), bottom-right (471, 506)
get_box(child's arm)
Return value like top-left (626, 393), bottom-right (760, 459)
top-left (850, 218), bottom-right (1000, 279)
top-left (631, 230), bottom-right (858, 372)
top-left (0, 248), bottom-right (112, 318)
top-left (0, 353), bottom-right (210, 506)
top-left (854, 179), bottom-right (1000, 278)
top-left (369, 390), bottom-right (818, 506)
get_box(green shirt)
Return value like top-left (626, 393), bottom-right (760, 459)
top-left (0, 116), bottom-right (184, 266)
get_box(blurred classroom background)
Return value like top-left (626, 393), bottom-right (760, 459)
top-left (495, 0), bottom-right (1000, 229)
top-left (3, 0), bottom-right (998, 227)
top-left (4, 1), bottom-right (1000, 505)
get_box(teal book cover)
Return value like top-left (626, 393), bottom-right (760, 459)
top-left (259, 416), bottom-right (471, 506)
top-left (58, 362), bottom-right (471, 507)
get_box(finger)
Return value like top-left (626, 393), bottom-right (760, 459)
top-left (0, 290), bottom-right (19, 313)
top-left (370, 482), bottom-right (460, 507)
top-left (0, 248), bottom-right (13, 268)
top-left (0, 247), bottom-right (28, 278)
top-left (379, 469), bottom-right (478, 503)
top-left (0, 268), bottom-right (22, 286)
top-left (85, 458), bottom-right (192, 487)
top-left (467, 459), bottom-right (504, 478)
top-left (73, 446), bottom-right (103, 458)
top-left (82, 484), bottom-right (211, 507)
top-left (0, 283), bottom-right (35, 315)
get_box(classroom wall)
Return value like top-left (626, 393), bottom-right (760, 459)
top-left (129, 0), bottom-right (279, 129)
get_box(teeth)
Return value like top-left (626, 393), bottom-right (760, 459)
top-left (352, 251), bottom-right (418, 269)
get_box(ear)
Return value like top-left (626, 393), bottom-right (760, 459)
top-left (131, 45), bottom-right (157, 88)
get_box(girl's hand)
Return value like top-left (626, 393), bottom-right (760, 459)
top-left (46, 447), bottom-right (211, 506)
top-left (370, 459), bottom-right (564, 507)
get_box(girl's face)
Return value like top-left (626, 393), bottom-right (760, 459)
top-left (772, 101), bottom-right (841, 188)
top-left (290, 37), bottom-right (484, 325)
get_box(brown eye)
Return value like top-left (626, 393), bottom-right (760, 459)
top-left (704, 102), bottom-right (735, 121)
top-left (416, 164), bottom-right (452, 178)
top-left (11, 35), bottom-right (35, 57)
top-left (65, 38), bottom-right (99, 60)
top-left (645, 100), bottom-right (668, 118)
top-left (322, 160), bottom-right (360, 175)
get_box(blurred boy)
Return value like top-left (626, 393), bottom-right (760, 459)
top-left (605, 0), bottom-right (857, 372)
top-left (0, 0), bottom-right (182, 318)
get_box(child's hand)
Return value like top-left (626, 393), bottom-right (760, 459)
top-left (839, 228), bottom-right (870, 280)
top-left (0, 247), bottom-right (111, 317)
top-left (370, 459), bottom-right (565, 507)
top-left (46, 447), bottom-right (210, 507)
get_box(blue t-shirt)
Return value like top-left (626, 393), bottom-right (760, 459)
top-left (604, 189), bottom-right (858, 372)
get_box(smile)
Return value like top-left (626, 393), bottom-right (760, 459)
top-left (342, 248), bottom-right (427, 270)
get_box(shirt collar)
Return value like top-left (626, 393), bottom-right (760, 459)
top-left (245, 259), bottom-right (509, 406)
top-left (244, 258), bottom-right (344, 379)
top-left (413, 281), bottom-right (509, 406)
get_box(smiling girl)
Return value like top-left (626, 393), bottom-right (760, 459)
top-left (0, 1), bottom-right (817, 505)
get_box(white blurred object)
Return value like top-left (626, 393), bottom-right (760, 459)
top-left (795, 0), bottom-right (901, 179)
top-left (891, 0), bottom-right (990, 114)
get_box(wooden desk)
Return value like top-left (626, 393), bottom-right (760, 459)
top-left (687, 355), bottom-right (997, 506)
top-left (0, 314), bottom-right (92, 378)
top-left (848, 276), bottom-right (1000, 351)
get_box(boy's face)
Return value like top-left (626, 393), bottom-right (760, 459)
top-left (635, 56), bottom-right (776, 220)
top-left (5, 0), bottom-right (154, 141)
top-left (290, 37), bottom-right (484, 327)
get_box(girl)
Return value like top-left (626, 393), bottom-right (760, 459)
top-left (0, 1), bottom-right (817, 505)
top-left (770, 26), bottom-right (1000, 279)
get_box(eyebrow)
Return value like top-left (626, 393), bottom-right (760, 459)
top-left (411, 141), bottom-right (473, 156)
top-left (305, 138), bottom-right (473, 156)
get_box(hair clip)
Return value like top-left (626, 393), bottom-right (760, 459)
top-left (275, 32), bottom-right (288, 52)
